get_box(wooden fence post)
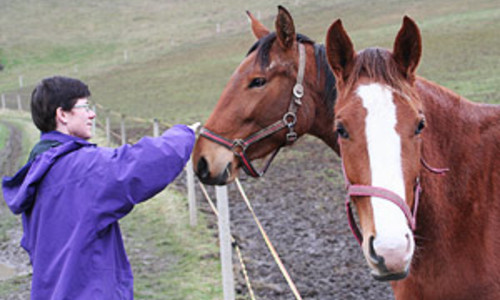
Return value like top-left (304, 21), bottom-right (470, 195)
top-left (1, 94), bottom-right (5, 110)
top-left (106, 113), bottom-right (111, 146)
top-left (19, 75), bottom-right (23, 88)
top-left (186, 158), bottom-right (197, 227)
top-left (120, 114), bottom-right (127, 145)
top-left (216, 185), bottom-right (235, 300)
top-left (17, 94), bottom-right (22, 111)
top-left (153, 118), bottom-right (159, 137)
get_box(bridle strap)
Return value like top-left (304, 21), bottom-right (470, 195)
top-left (199, 43), bottom-right (307, 177)
top-left (421, 158), bottom-right (449, 174)
top-left (348, 185), bottom-right (416, 230)
top-left (345, 183), bottom-right (420, 245)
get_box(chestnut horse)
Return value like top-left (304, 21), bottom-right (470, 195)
top-left (326, 16), bottom-right (500, 299)
top-left (192, 6), bottom-right (338, 185)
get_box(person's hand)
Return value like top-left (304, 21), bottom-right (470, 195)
top-left (188, 122), bottom-right (201, 133)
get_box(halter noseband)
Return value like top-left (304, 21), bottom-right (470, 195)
top-left (339, 139), bottom-right (449, 245)
top-left (199, 43), bottom-right (307, 177)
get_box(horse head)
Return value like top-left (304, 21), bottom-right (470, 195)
top-left (326, 16), bottom-right (424, 281)
top-left (193, 6), bottom-right (337, 185)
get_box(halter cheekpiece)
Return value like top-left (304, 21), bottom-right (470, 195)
top-left (199, 43), bottom-right (307, 177)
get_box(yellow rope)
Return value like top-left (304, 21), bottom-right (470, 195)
top-left (235, 178), bottom-right (303, 300)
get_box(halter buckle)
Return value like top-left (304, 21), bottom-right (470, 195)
top-left (286, 132), bottom-right (298, 143)
top-left (293, 83), bottom-right (304, 99)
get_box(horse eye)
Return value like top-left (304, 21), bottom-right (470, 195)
top-left (336, 123), bottom-right (349, 139)
top-left (248, 77), bottom-right (267, 88)
top-left (415, 119), bottom-right (426, 135)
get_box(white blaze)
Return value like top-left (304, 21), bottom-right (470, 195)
top-left (357, 84), bottom-right (412, 247)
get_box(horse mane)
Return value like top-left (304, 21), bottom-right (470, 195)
top-left (247, 33), bottom-right (337, 115)
top-left (345, 47), bottom-right (416, 100)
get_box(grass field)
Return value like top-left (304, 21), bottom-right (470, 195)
top-left (0, 0), bottom-right (498, 298)
top-left (1, 0), bottom-right (498, 124)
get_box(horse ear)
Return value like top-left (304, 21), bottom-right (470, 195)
top-left (326, 19), bottom-right (355, 84)
top-left (275, 6), bottom-right (296, 50)
top-left (393, 16), bottom-right (422, 83)
top-left (246, 10), bottom-right (270, 40)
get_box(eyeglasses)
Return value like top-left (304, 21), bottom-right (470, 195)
top-left (73, 104), bottom-right (93, 113)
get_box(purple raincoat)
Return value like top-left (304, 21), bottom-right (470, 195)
top-left (2, 125), bottom-right (195, 299)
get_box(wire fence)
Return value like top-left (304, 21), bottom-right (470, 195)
top-left (0, 90), bottom-right (174, 145)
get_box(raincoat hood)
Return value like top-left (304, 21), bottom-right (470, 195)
top-left (2, 131), bottom-right (94, 215)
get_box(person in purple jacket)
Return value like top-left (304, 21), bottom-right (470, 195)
top-left (2, 76), bottom-right (198, 299)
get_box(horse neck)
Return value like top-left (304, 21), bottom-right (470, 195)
top-left (415, 77), bottom-right (500, 247)
top-left (303, 43), bottom-right (339, 154)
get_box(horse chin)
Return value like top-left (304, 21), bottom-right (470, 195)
top-left (371, 267), bottom-right (409, 282)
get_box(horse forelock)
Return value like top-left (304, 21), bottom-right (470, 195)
top-left (344, 48), bottom-right (416, 103)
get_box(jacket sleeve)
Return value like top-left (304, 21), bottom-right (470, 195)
top-left (92, 124), bottom-right (195, 232)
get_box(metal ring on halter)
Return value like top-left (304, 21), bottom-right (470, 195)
top-left (283, 112), bottom-right (297, 127)
top-left (293, 83), bottom-right (304, 98)
top-left (232, 139), bottom-right (246, 150)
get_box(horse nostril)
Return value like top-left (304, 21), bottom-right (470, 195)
top-left (197, 157), bottom-right (210, 179)
top-left (369, 236), bottom-right (385, 267)
top-left (405, 233), bottom-right (412, 252)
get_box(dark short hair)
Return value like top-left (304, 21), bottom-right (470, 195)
top-left (31, 76), bottom-right (91, 132)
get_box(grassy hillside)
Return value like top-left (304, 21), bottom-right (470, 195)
top-left (1, 0), bottom-right (498, 124)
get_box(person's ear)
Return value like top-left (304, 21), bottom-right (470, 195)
top-left (56, 107), bottom-right (69, 125)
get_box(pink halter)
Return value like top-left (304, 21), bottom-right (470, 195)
top-left (339, 140), bottom-right (449, 245)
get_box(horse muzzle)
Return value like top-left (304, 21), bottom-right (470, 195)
top-left (365, 235), bottom-right (413, 281)
top-left (195, 156), bottom-right (232, 185)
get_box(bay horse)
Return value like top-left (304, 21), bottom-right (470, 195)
top-left (192, 6), bottom-right (338, 185)
top-left (325, 16), bottom-right (500, 299)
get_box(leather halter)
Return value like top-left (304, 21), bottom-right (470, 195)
top-left (339, 139), bottom-right (449, 245)
top-left (199, 43), bottom-right (307, 177)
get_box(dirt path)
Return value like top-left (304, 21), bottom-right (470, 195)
top-left (0, 121), bottom-right (31, 300)
top-left (175, 136), bottom-right (395, 299)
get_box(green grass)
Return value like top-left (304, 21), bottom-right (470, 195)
top-left (0, 123), bottom-right (8, 150)
top-left (1, 0), bottom-right (498, 124)
top-left (122, 189), bottom-right (223, 300)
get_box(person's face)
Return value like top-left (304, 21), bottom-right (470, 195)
top-left (66, 98), bottom-right (96, 140)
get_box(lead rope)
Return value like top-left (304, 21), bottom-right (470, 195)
top-left (235, 178), bottom-right (303, 300)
